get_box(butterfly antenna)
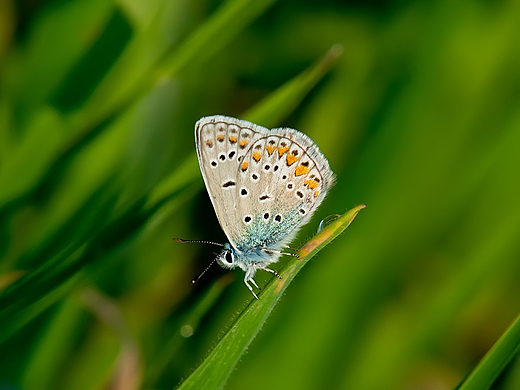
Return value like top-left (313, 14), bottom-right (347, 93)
top-left (191, 258), bottom-right (217, 284)
top-left (173, 238), bottom-right (225, 247)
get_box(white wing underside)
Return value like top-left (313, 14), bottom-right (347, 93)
top-left (195, 115), bottom-right (334, 252)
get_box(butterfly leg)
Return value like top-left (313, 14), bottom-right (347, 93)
top-left (286, 248), bottom-right (301, 259)
top-left (262, 267), bottom-right (282, 279)
top-left (261, 248), bottom-right (300, 259)
top-left (284, 252), bottom-right (300, 259)
top-left (250, 278), bottom-right (260, 290)
top-left (244, 276), bottom-right (259, 300)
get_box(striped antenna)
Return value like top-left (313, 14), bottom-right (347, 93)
top-left (190, 258), bottom-right (217, 284)
top-left (172, 238), bottom-right (224, 247)
top-left (173, 238), bottom-right (224, 283)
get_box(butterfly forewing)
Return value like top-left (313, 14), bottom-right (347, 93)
top-left (195, 116), bottom-right (265, 249)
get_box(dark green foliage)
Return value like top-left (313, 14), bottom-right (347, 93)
top-left (1, 0), bottom-right (520, 389)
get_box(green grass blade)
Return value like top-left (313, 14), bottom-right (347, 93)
top-left (79, 0), bottom-right (279, 129)
top-left (1, 0), bottom-right (277, 216)
top-left (457, 313), bottom-right (520, 390)
top-left (156, 0), bottom-right (278, 79)
top-left (144, 275), bottom-right (234, 387)
top-left (244, 44), bottom-right (344, 128)
top-left (177, 205), bottom-right (365, 390)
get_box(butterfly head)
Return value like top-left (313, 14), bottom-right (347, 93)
top-left (215, 243), bottom-right (237, 269)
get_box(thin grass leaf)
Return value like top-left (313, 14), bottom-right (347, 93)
top-left (244, 44), bottom-right (344, 128)
top-left (1, 0), bottom-right (277, 217)
top-left (20, 296), bottom-right (86, 390)
top-left (457, 313), bottom-right (520, 390)
top-left (155, 0), bottom-right (278, 79)
top-left (77, 0), bottom-right (279, 130)
top-left (177, 204), bottom-right (365, 390)
top-left (144, 275), bottom-right (234, 387)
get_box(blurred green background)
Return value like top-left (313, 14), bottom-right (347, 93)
top-left (1, 0), bottom-right (520, 389)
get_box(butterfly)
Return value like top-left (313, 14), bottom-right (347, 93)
top-left (177, 115), bottom-right (334, 299)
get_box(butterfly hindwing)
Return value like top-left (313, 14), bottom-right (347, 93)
top-left (234, 128), bottom-right (334, 251)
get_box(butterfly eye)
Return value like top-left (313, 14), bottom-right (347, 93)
top-left (224, 251), bottom-right (234, 264)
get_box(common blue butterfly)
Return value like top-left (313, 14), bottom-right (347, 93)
top-left (178, 116), bottom-right (334, 299)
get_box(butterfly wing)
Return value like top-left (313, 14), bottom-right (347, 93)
top-left (196, 116), bottom-right (334, 253)
top-left (195, 116), bottom-right (268, 249)
top-left (234, 127), bottom-right (335, 252)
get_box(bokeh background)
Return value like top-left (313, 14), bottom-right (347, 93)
top-left (1, 0), bottom-right (520, 389)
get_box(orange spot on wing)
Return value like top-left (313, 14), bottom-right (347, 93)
top-left (239, 139), bottom-right (249, 148)
top-left (304, 179), bottom-right (318, 189)
top-left (295, 165), bottom-right (309, 176)
top-left (252, 151), bottom-right (261, 162)
top-left (216, 134), bottom-right (225, 142)
top-left (314, 190), bottom-right (320, 197)
top-left (286, 154), bottom-right (298, 166)
top-left (241, 161), bottom-right (249, 171)
top-left (229, 135), bottom-right (237, 143)
top-left (278, 146), bottom-right (289, 157)
top-left (266, 144), bottom-right (276, 155)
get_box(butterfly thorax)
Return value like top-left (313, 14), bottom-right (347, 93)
top-left (215, 243), bottom-right (280, 274)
